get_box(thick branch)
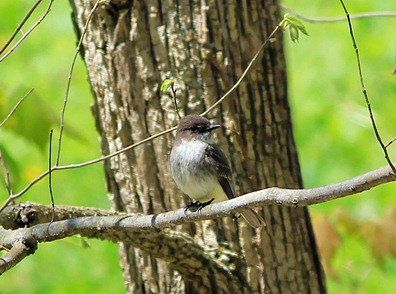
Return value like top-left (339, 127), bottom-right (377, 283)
top-left (0, 240), bottom-right (36, 275)
top-left (0, 213), bottom-right (243, 292)
top-left (2, 164), bottom-right (395, 230)
top-left (0, 163), bottom-right (395, 280)
top-left (0, 203), bottom-right (119, 230)
top-left (2, 164), bottom-right (395, 231)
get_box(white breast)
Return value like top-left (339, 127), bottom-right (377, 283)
top-left (169, 139), bottom-right (227, 203)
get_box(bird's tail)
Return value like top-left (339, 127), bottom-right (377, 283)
top-left (240, 209), bottom-right (265, 228)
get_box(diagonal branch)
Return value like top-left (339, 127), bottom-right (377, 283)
top-left (0, 0), bottom-right (43, 55)
top-left (0, 126), bottom-right (179, 213)
top-left (55, 0), bottom-right (101, 166)
top-left (1, 163), bottom-right (395, 276)
top-left (0, 241), bottom-right (37, 275)
top-left (0, 89), bottom-right (34, 128)
top-left (0, 0), bottom-right (54, 63)
top-left (201, 25), bottom-right (281, 116)
top-left (339, 0), bottom-right (396, 175)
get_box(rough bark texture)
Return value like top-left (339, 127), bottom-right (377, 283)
top-left (70, 0), bottom-right (325, 293)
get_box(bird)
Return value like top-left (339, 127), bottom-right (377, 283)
top-left (168, 114), bottom-right (264, 228)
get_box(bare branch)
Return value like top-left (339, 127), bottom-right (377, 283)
top-left (0, 88), bottom-right (34, 128)
top-left (0, 241), bottom-right (37, 275)
top-left (55, 126), bottom-right (178, 171)
top-left (0, 1), bottom-right (102, 211)
top-left (339, 0), bottom-right (396, 175)
top-left (1, 162), bottom-right (395, 242)
top-left (0, 203), bottom-right (119, 230)
top-left (0, 150), bottom-right (12, 195)
top-left (48, 130), bottom-right (55, 222)
top-left (0, 171), bottom-right (48, 213)
top-left (0, 0), bottom-right (42, 55)
top-left (0, 125), bottom-right (178, 214)
top-left (201, 25), bottom-right (281, 116)
top-left (0, 163), bottom-right (394, 276)
top-left (0, 0), bottom-right (54, 63)
top-left (56, 0), bottom-right (101, 166)
top-left (0, 207), bottom-right (242, 291)
top-left (281, 4), bottom-right (396, 23)
top-left (385, 137), bottom-right (396, 148)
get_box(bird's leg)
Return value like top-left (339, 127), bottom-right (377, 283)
top-left (184, 201), bottom-right (200, 214)
top-left (184, 198), bottom-right (214, 213)
top-left (197, 198), bottom-right (215, 212)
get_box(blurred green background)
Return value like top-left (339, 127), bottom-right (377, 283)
top-left (0, 0), bottom-right (395, 292)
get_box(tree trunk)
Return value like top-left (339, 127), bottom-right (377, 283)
top-left (70, 0), bottom-right (325, 293)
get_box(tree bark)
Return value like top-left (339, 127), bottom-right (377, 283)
top-left (70, 0), bottom-right (325, 293)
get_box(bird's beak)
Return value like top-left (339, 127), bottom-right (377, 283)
top-left (207, 124), bottom-right (220, 132)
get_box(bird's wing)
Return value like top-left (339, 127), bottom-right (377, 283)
top-left (205, 144), bottom-right (236, 199)
top-left (206, 144), bottom-right (265, 227)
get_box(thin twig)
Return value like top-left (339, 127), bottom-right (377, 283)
top-left (0, 0), bottom-right (42, 55)
top-left (281, 4), bottom-right (396, 23)
top-left (48, 130), bottom-right (55, 222)
top-left (55, 0), bottom-right (100, 166)
top-left (0, 89), bottom-right (34, 128)
top-left (385, 137), bottom-right (396, 148)
top-left (54, 126), bottom-right (178, 171)
top-left (201, 25), bottom-right (281, 116)
top-left (0, 0), bottom-right (54, 63)
top-left (339, 0), bottom-right (396, 175)
top-left (171, 84), bottom-right (181, 120)
top-left (0, 150), bottom-right (13, 195)
top-left (0, 171), bottom-right (48, 213)
top-left (0, 0), bottom-right (102, 213)
top-left (0, 125), bottom-right (178, 213)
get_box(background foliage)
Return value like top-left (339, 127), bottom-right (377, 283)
top-left (285, 1), bottom-right (396, 292)
top-left (0, 0), bottom-right (395, 292)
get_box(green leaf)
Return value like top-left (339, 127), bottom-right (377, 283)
top-left (287, 15), bottom-right (309, 36)
top-left (279, 13), bottom-right (309, 42)
top-left (289, 26), bottom-right (300, 43)
top-left (160, 79), bottom-right (174, 93)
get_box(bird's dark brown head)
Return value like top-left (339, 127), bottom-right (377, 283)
top-left (176, 115), bottom-right (220, 141)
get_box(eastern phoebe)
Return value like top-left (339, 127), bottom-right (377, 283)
top-left (169, 114), bottom-right (264, 228)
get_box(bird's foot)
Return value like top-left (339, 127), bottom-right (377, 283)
top-left (184, 198), bottom-right (214, 213)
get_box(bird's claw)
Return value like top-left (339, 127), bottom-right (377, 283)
top-left (184, 198), bottom-right (214, 214)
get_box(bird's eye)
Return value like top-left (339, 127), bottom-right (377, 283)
top-left (190, 126), bottom-right (199, 132)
